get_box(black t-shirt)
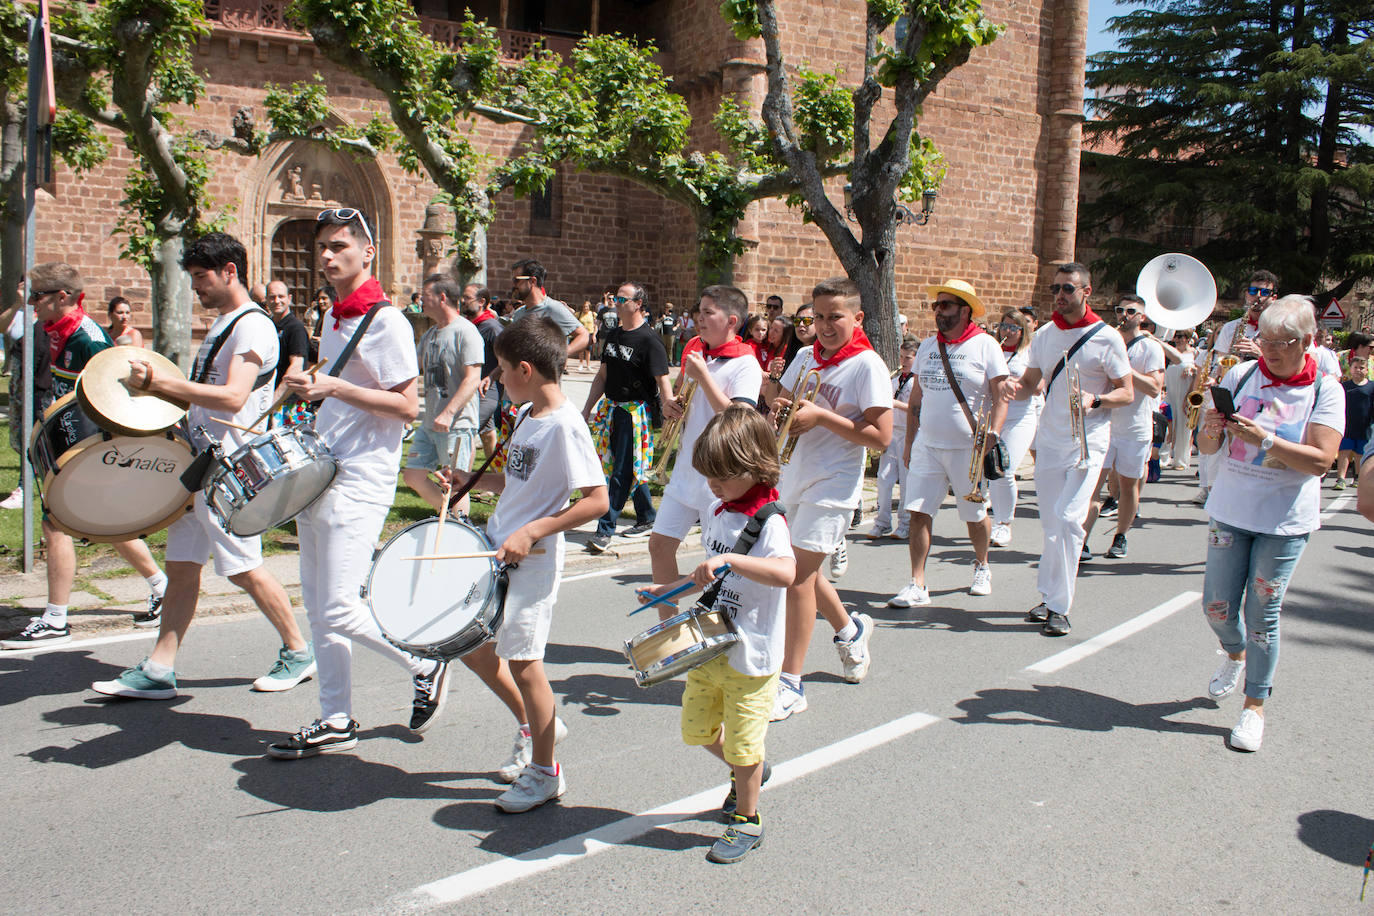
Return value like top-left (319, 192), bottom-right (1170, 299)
top-left (1342, 378), bottom-right (1374, 441)
top-left (601, 322), bottom-right (668, 403)
top-left (474, 314), bottom-right (502, 379)
top-left (597, 306), bottom-right (619, 337)
top-left (272, 312), bottom-right (310, 386)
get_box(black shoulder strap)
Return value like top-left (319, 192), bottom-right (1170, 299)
top-left (1229, 362), bottom-right (1260, 400)
top-left (698, 501), bottom-right (786, 611)
top-left (936, 339), bottom-right (978, 432)
top-left (194, 306), bottom-right (276, 385)
top-left (1125, 334), bottom-right (1145, 353)
top-left (1047, 322), bottom-right (1106, 394)
top-left (327, 301), bottom-right (390, 379)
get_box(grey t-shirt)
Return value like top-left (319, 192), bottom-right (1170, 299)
top-left (419, 316), bottom-right (485, 431)
top-left (513, 296), bottom-right (582, 340)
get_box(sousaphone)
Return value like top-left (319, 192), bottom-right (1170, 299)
top-left (1136, 253), bottom-right (1216, 331)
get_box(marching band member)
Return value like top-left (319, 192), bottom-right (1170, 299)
top-left (647, 285), bottom-right (763, 614)
top-left (869, 336), bottom-right (918, 539)
top-left (89, 238), bottom-right (313, 695)
top-left (1011, 263), bottom-right (1133, 637)
top-left (988, 308), bottom-right (1042, 547)
top-left (888, 280), bottom-right (1008, 607)
top-left (766, 278), bottom-right (892, 720)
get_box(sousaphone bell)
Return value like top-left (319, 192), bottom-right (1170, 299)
top-left (1136, 253), bottom-right (1216, 331)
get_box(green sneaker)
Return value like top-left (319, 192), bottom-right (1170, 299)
top-left (252, 645), bottom-right (317, 692)
top-left (706, 814), bottom-right (764, 864)
top-left (91, 659), bottom-right (177, 699)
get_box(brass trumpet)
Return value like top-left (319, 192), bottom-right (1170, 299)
top-left (648, 378), bottom-right (697, 485)
top-left (776, 369), bottom-right (822, 465)
top-left (965, 405), bottom-right (991, 502)
top-left (1067, 356), bottom-right (1089, 467)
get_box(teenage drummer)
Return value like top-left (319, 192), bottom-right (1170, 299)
top-left (440, 314), bottom-right (607, 811)
top-left (2, 262), bottom-right (169, 649)
top-left (89, 236), bottom-right (315, 697)
top-left (636, 405), bottom-right (795, 864)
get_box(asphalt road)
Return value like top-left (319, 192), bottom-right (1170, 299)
top-left (1, 470), bottom-right (1371, 915)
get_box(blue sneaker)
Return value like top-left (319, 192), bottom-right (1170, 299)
top-left (706, 815), bottom-right (764, 864)
top-left (91, 659), bottom-right (177, 699)
top-left (252, 645), bottom-right (317, 692)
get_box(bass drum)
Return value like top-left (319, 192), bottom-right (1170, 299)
top-left (363, 517), bottom-right (507, 661)
top-left (29, 393), bottom-right (195, 541)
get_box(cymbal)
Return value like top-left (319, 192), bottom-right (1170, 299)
top-left (77, 345), bottom-right (189, 437)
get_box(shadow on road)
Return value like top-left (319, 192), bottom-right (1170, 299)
top-left (1296, 809), bottom-right (1374, 868)
top-left (551, 672), bottom-right (683, 717)
top-left (431, 798), bottom-right (718, 858)
top-left (951, 684), bottom-right (1229, 737)
top-left (233, 752), bottom-right (494, 813)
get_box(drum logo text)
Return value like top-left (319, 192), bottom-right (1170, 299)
top-left (102, 448), bottom-right (178, 473)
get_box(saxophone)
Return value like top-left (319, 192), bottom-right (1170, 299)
top-left (1185, 324), bottom-right (1244, 430)
top-left (647, 378), bottom-right (697, 485)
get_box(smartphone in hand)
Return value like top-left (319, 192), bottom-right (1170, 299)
top-left (1211, 386), bottom-right (1237, 419)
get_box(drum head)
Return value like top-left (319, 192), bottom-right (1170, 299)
top-left (43, 432), bottom-right (194, 541)
top-left (367, 518), bottom-right (500, 650)
top-left (224, 454), bottom-right (338, 536)
top-left (78, 346), bottom-right (188, 436)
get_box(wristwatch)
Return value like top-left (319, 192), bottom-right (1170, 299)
top-left (1091, 395), bottom-right (1102, 410)
top-left (1260, 434), bottom-right (1275, 451)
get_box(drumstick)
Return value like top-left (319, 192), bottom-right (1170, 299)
top-left (629, 564), bottom-right (732, 617)
top-left (431, 434), bottom-right (467, 571)
top-left (399, 549), bottom-right (546, 561)
top-left (206, 416), bottom-right (264, 437)
top-left (252, 357), bottom-right (329, 429)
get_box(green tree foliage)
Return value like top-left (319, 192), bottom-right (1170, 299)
top-left (1085, 0), bottom-right (1374, 298)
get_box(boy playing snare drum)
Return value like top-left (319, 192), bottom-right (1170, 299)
top-left (637, 405), bottom-right (796, 863)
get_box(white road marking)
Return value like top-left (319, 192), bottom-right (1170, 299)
top-left (1025, 590), bottom-right (1201, 674)
top-left (411, 711), bottom-right (941, 907)
top-left (1320, 493), bottom-right (1353, 522)
top-left (560, 566), bottom-right (630, 583)
top-left (0, 629), bottom-right (155, 659)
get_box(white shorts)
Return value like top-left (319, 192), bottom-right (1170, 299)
top-left (495, 565), bottom-right (561, 661)
top-left (1105, 436), bottom-right (1151, 479)
top-left (650, 490), bottom-right (700, 541)
top-left (784, 502), bottom-right (848, 554)
top-left (903, 440), bottom-right (987, 523)
top-left (164, 492), bottom-right (263, 578)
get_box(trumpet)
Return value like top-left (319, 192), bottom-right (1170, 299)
top-left (965, 405), bottom-right (991, 502)
top-left (1067, 356), bottom-right (1089, 468)
top-left (776, 369), bottom-right (822, 464)
top-left (648, 378), bottom-right (697, 485)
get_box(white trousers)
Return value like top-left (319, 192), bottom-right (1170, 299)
top-left (297, 484), bottom-right (430, 723)
top-left (1033, 442), bottom-right (1106, 615)
top-left (873, 438), bottom-right (907, 530)
top-left (988, 406), bottom-right (1040, 524)
top-left (1165, 391), bottom-right (1192, 468)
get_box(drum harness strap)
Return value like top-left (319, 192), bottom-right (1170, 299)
top-left (445, 409), bottom-right (530, 512)
top-left (192, 305), bottom-right (278, 389)
top-left (696, 501), bottom-right (786, 613)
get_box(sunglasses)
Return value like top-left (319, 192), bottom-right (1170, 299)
top-left (513, 275), bottom-right (536, 282)
top-left (27, 288), bottom-right (62, 300)
top-left (1114, 306), bottom-right (1141, 315)
top-left (932, 299), bottom-right (963, 310)
top-left (1048, 283), bottom-right (1083, 295)
top-left (612, 295), bottom-right (640, 305)
top-left (1247, 287), bottom-right (1274, 298)
top-left (994, 322), bottom-right (1020, 332)
top-left (794, 316), bottom-right (815, 327)
top-left (316, 208), bottom-right (374, 246)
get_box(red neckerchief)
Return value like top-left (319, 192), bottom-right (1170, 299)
top-left (715, 482), bottom-right (779, 516)
top-left (1002, 344), bottom-right (1019, 353)
top-left (1246, 313), bottom-right (1260, 329)
top-left (330, 277), bottom-right (386, 329)
top-left (937, 322), bottom-right (982, 346)
top-left (681, 336), bottom-right (703, 360)
top-left (703, 335), bottom-right (753, 359)
top-left (748, 338), bottom-right (771, 368)
top-left (1258, 353), bottom-right (1317, 388)
top-left (812, 327), bottom-right (875, 369)
top-left (1052, 307), bottom-right (1101, 330)
top-left (43, 299), bottom-right (87, 364)
top-left (896, 370), bottom-right (913, 391)
top-left (474, 308), bottom-right (499, 324)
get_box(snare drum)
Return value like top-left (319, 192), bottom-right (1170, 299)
top-left (624, 606), bottom-right (740, 687)
top-left (29, 393), bottom-right (195, 542)
top-left (204, 425), bottom-right (337, 536)
top-left (364, 517), bottom-right (507, 661)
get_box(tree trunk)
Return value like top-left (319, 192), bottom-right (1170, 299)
top-left (850, 204), bottom-right (901, 366)
top-left (150, 234), bottom-right (192, 370)
top-left (454, 219), bottom-right (487, 289)
top-left (695, 210), bottom-right (736, 290)
top-left (0, 92), bottom-right (24, 313)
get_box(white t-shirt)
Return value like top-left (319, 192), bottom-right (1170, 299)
top-left (1212, 317), bottom-right (1257, 356)
top-left (314, 305), bottom-right (419, 504)
top-left (487, 400), bottom-right (605, 570)
top-left (1112, 334), bottom-right (1166, 441)
top-left (1205, 361), bottom-right (1345, 535)
top-left (912, 332), bottom-right (1008, 448)
top-left (892, 369), bottom-right (916, 441)
top-left (1313, 345), bottom-right (1340, 380)
top-left (1027, 321), bottom-right (1131, 454)
top-left (700, 502), bottom-right (792, 677)
top-left (777, 347), bottom-right (892, 509)
top-left (663, 354), bottom-right (763, 508)
top-left (191, 303), bottom-right (278, 453)
top-left (1002, 348), bottom-right (1042, 424)
top-left (5, 309), bottom-right (22, 341)
top-left (419, 316), bottom-right (485, 431)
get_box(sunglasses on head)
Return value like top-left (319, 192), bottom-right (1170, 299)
top-left (316, 208), bottom-right (374, 246)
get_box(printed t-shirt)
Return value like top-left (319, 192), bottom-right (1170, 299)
top-left (912, 332), bottom-right (1008, 448)
top-left (1205, 361), bottom-right (1345, 535)
top-left (487, 400), bottom-right (605, 570)
top-left (700, 501), bottom-right (793, 677)
top-left (599, 322), bottom-right (669, 403)
top-left (48, 312), bottom-right (110, 397)
top-left (419, 316), bottom-right (485, 431)
top-left (776, 347), bottom-right (892, 509)
top-left (314, 305), bottom-right (418, 504)
top-left (663, 355), bottom-right (763, 508)
top-left (1027, 321), bottom-right (1131, 453)
top-left (191, 304), bottom-right (278, 452)
top-left (1111, 335), bottom-right (1166, 441)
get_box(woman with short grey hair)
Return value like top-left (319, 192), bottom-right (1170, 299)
top-left (1197, 294), bottom-right (1344, 752)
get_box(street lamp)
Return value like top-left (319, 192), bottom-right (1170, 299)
top-left (843, 183), bottom-right (937, 226)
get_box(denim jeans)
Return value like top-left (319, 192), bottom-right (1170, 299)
top-left (1201, 518), bottom-right (1309, 700)
top-left (597, 404), bottom-right (655, 537)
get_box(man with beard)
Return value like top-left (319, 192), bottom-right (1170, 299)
top-left (508, 258), bottom-right (590, 356)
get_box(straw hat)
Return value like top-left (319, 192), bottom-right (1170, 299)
top-left (927, 279), bottom-right (986, 318)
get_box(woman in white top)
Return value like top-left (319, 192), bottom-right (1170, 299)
top-left (1161, 328), bottom-right (1197, 468)
top-left (1197, 295), bottom-right (1344, 753)
top-left (988, 309), bottom-right (1042, 547)
top-left (106, 296), bottom-right (144, 348)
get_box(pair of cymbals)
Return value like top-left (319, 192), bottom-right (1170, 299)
top-left (77, 345), bottom-right (190, 436)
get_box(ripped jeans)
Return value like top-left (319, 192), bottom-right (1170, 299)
top-left (1201, 518), bottom-right (1309, 700)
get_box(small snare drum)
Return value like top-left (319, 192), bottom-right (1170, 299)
top-left (204, 425), bottom-right (337, 536)
top-left (29, 393), bottom-right (195, 541)
top-left (624, 606), bottom-right (740, 687)
top-left (364, 517), bottom-right (508, 661)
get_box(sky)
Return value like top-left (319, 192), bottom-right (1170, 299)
top-left (1087, 0), bottom-right (1127, 59)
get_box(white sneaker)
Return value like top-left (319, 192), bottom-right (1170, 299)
top-left (495, 763), bottom-right (566, 812)
top-left (989, 522), bottom-right (1011, 547)
top-left (0, 487), bottom-right (22, 509)
top-left (892, 525), bottom-right (909, 540)
top-left (1208, 653), bottom-right (1245, 699)
top-left (888, 581), bottom-right (930, 608)
top-left (969, 563), bottom-right (992, 596)
top-left (497, 717), bottom-right (569, 783)
top-left (828, 542), bottom-right (849, 578)
top-left (868, 521), bottom-right (893, 538)
top-left (1230, 707), bottom-right (1264, 751)
top-left (770, 681), bottom-right (808, 721)
top-left (835, 612), bottom-right (873, 683)
top-left (1192, 486), bottom-right (1209, 506)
